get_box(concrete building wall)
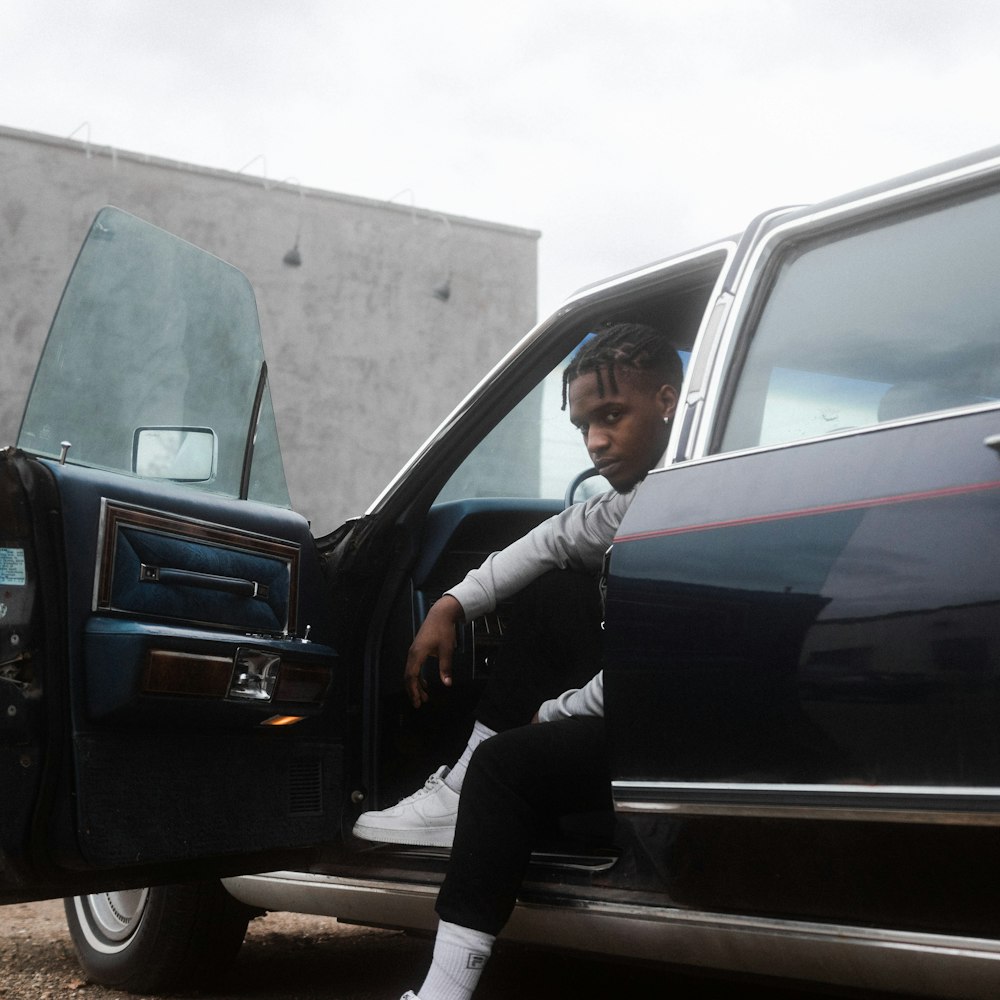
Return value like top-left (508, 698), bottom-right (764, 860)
top-left (0, 126), bottom-right (538, 534)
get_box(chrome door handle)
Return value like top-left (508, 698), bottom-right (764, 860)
top-left (139, 563), bottom-right (270, 599)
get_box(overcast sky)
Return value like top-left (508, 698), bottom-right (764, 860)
top-left (5, 0), bottom-right (1000, 315)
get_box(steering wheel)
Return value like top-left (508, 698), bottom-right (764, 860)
top-left (564, 467), bottom-right (604, 508)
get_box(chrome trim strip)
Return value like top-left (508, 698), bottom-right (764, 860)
top-left (614, 801), bottom-right (1000, 827)
top-left (92, 496), bottom-right (112, 614)
top-left (614, 780), bottom-right (1000, 797)
top-left (223, 870), bottom-right (1000, 999)
top-left (643, 397), bottom-right (1000, 479)
top-left (664, 270), bottom-right (734, 464)
top-left (721, 205), bottom-right (803, 293)
top-left (612, 780), bottom-right (1000, 826)
top-left (559, 240), bottom-right (737, 307)
top-left (611, 779), bottom-right (1000, 805)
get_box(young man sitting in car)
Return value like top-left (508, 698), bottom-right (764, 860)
top-left (353, 321), bottom-right (682, 848)
top-left (365, 321), bottom-right (684, 1000)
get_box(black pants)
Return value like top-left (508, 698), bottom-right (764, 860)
top-left (435, 716), bottom-right (611, 935)
top-left (474, 569), bottom-right (603, 732)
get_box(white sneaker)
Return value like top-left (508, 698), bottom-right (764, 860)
top-left (353, 766), bottom-right (459, 847)
top-left (400, 992), bottom-right (421, 1000)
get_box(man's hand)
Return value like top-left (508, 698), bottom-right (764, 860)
top-left (405, 595), bottom-right (464, 708)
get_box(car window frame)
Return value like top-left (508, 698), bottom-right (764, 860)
top-left (687, 151), bottom-right (1000, 463)
top-left (358, 240), bottom-right (738, 527)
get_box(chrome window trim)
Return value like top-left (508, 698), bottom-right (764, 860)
top-left (665, 286), bottom-right (733, 464)
top-left (613, 780), bottom-right (1000, 827)
top-left (225, 870), bottom-right (1000, 998)
top-left (559, 238), bottom-right (738, 308)
top-left (719, 205), bottom-right (802, 294)
top-left (640, 398), bottom-right (1000, 482)
top-left (688, 149), bottom-right (1000, 461)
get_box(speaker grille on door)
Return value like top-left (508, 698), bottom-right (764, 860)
top-left (289, 757), bottom-right (323, 815)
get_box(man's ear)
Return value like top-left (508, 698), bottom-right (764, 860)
top-left (656, 384), bottom-right (679, 419)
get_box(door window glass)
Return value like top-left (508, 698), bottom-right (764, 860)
top-left (718, 189), bottom-right (1000, 453)
top-left (435, 344), bottom-right (691, 505)
top-left (436, 353), bottom-right (608, 504)
top-left (18, 208), bottom-right (290, 506)
top-left (434, 247), bottom-right (726, 505)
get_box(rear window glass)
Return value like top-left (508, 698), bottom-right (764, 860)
top-left (718, 189), bottom-right (1000, 453)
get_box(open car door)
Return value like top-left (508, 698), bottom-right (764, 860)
top-left (1, 209), bottom-right (344, 904)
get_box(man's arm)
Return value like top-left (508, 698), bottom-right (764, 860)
top-left (404, 595), bottom-right (463, 708)
top-left (405, 487), bottom-right (632, 706)
top-left (535, 671), bottom-right (605, 722)
top-left (447, 487), bottom-right (632, 620)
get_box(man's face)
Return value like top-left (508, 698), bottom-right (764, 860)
top-left (567, 369), bottom-right (678, 492)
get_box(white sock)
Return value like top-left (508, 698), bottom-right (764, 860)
top-left (443, 720), bottom-right (496, 793)
top-left (417, 920), bottom-right (495, 1000)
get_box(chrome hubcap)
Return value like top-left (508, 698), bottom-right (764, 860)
top-left (83, 888), bottom-right (150, 941)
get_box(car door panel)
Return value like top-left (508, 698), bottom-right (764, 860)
top-left (1, 451), bottom-right (345, 900)
top-left (607, 410), bottom-right (1000, 792)
top-left (0, 210), bottom-right (347, 903)
top-left (604, 410), bottom-right (1000, 933)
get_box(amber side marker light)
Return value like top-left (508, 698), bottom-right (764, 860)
top-left (261, 714), bottom-right (306, 727)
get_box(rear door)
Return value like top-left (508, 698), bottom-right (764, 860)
top-left (1, 209), bottom-right (345, 903)
top-left (604, 151), bottom-right (1000, 934)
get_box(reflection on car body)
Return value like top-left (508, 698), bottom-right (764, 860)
top-left (4, 144), bottom-right (1000, 998)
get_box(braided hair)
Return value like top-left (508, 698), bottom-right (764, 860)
top-left (561, 322), bottom-right (683, 409)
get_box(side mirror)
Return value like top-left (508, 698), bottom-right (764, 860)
top-left (133, 427), bottom-right (217, 482)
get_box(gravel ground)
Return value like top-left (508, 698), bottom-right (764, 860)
top-left (0, 897), bottom-right (429, 1000)
top-left (1, 899), bottom-right (87, 1000)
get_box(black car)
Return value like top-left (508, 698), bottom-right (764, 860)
top-left (4, 144), bottom-right (1000, 999)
